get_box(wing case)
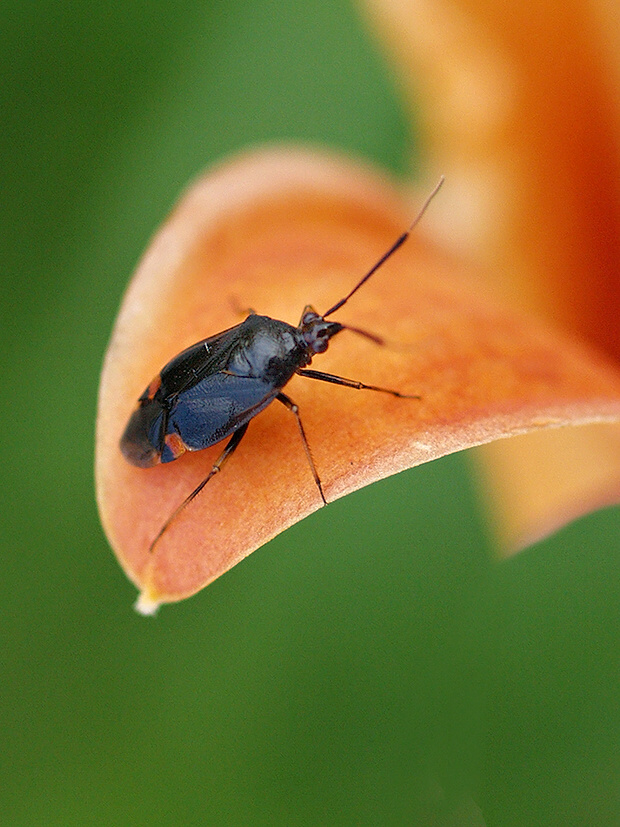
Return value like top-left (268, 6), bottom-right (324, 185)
top-left (121, 315), bottom-right (308, 466)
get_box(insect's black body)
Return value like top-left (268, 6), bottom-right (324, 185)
top-left (121, 308), bottom-right (342, 469)
top-left (120, 177), bottom-right (444, 550)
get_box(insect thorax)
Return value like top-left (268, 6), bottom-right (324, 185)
top-left (228, 315), bottom-right (309, 383)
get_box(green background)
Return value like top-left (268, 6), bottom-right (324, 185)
top-left (3, 1), bottom-right (619, 824)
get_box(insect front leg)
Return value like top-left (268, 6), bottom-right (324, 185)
top-left (276, 392), bottom-right (327, 505)
top-left (149, 422), bottom-right (250, 552)
top-left (296, 368), bottom-right (420, 399)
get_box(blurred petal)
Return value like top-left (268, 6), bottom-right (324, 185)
top-left (476, 424), bottom-right (620, 550)
top-left (363, 0), bottom-right (620, 548)
top-left (96, 148), bottom-right (620, 605)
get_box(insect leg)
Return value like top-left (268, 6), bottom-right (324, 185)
top-left (276, 392), bottom-right (327, 505)
top-left (149, 421), bottom-right (250, 553)
top-left (297, 368), bottom-right (421, 399)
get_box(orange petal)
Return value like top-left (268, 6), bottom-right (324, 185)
top-left (363, 0), bottom-right (620, 343)
top-left (363, 0), bottom-right (620, 548)
top-left (96, 148), bottom-right (620, 607)
top-left (475, 424), bottom-right (620, 550)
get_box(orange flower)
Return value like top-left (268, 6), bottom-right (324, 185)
top-left (96, 1), bottom-right (620, 610)
top-left (362, 0), bottom-right (620, 546)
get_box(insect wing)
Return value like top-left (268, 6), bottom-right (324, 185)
top-left (157, 324), bottom-right (243, 402)
top-left (166, 371), bottom-right (278, 453)
top-left (121, 325), bottom-right (245, 467)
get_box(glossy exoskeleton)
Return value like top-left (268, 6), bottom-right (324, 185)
top-left (121, 178), bottom-right (443, 550)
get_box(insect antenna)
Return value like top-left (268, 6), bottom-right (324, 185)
top-left (323, 175), bottom-right (444, 319)
top-left (338, 325), bottom-right (385, 345)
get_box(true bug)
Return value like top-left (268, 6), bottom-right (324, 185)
top-left (121, 177), bottom-right (444, 550)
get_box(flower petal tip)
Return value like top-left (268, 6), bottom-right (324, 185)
top-left (134, 591), bottom-right (161, 617)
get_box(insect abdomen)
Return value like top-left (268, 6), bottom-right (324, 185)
top-left (120, 399), bottom-right (166, 467)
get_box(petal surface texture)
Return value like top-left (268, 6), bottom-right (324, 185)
top-left (96, 149), bottom-right (620, 604)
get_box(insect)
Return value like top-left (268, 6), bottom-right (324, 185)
top-left (121, 177), bottom-right (444, 551)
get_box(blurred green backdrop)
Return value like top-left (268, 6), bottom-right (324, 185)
top-left (2, 1), bottom-right (619, 824)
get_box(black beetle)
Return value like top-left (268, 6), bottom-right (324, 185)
top-left (121, 177), bottom-right (443, 550)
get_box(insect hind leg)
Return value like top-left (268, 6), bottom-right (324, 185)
top-left (296, 368), bottom-right (421, 399)
top-left (149, 421), bottom-right (249, 553)
top-left (276, 392), bottom-right (327, 505)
